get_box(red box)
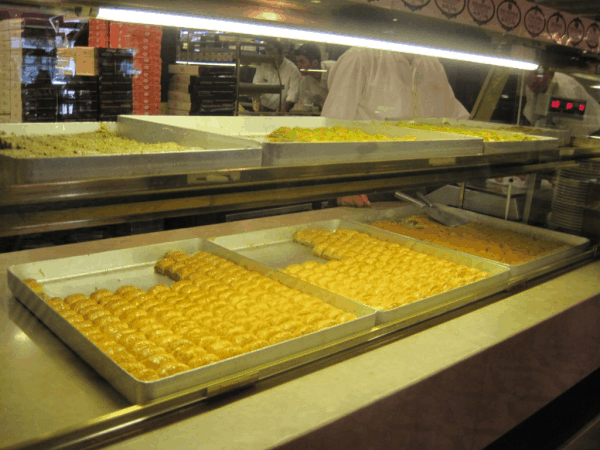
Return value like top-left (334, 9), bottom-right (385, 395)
top-left (89, 38), bottom-right (109, 48)
top-left (90, 19), bottom-right (109, 33)
top-left (134, 96), bottom-right (161, 104)
top-left (134, 90), bottom-right (161, 98)
top-left (133, 83), bottom-right (161, 92)
top-left (133, 47), bottom-right (161, 58)
top-left (134, 72), bottom-right (161, 82)
top-left (133, 77), bottom-right (161, 87)
top-left (111, 22), bottom-right (162, 35)
top-left (134, 107), bottom-right (161, 114)
top-left (133, 109), bottom-right (162, 116)
top-left (133, 58), bottom-right (161, 73)
top-left (134, 89), bottom-right (160, 97)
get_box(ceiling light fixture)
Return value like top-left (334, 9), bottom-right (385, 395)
top-left (97, 8), bottom-right (538, 70)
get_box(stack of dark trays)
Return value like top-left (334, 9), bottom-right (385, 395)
top-left (58, 76), bottom-right (99, 122)
top-left (20, 47), bottom-right (58, 123)
top-left (98, 48), bottom-right (134, 121)
top-left (190, 66), bottom-right (236, 116)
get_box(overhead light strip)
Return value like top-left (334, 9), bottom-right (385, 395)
top-left (97, 8), bottom-right (538, 71)
top-left (175, 61), bottom-right (237, 66)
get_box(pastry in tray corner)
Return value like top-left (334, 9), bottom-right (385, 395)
top-left (369, 215), bottom-right (566, 265)
top-left (286, 228), bottom-right (490, 311)
top-left (40, 250), bottom-right (357, 382)
top-left (23, 278), bottom-right (47, 299)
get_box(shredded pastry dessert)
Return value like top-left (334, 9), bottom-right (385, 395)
top-left (267, 126), bottom-right (417, 142)
top-left (287, 227), bottom-right (490, 311)
top-left (0, 125), bottom-right (192, 158)
top-left (370, 215), bottom-right (565, 264)
top-left (36, 251), bottom-right (356, 381)
top-left (388, 122), bottom-right (539, 142)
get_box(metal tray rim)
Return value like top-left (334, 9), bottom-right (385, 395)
top-left (345, 205), bottom-right (590, 277)
top-left (7, 238), bottom-right (376, 404)
top-left (210, 218), bottom-right (511, 325)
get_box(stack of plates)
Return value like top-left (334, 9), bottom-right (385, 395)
top-left (551, 160), bottom-right (600, 233)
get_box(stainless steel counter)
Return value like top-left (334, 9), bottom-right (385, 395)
top-left (2, 206), bottom-right (600, 449)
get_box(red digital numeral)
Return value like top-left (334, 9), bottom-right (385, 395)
top-left (551, 100), bottom-right (560, 108)
top-left (579, 104), bottom-right (585, 111)
top-left (566, 102), bottom-right (573, 110)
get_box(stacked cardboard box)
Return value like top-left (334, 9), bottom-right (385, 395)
top-left (56, 47), bottom-right (99, 77)
top-left (190, 67), bottom-right (236, 116)
top-left (167, 64), bottom-right (237, 116)
top-left (58, 76), bottom-right (98, 122)
top-left (98, 48), bottom-right (133, 121)
top-left (0, 19), bottom-right (22, 123)
top-left (1, 19), bottom-right (60, 123)
top-left (109, 22), bottom-right (162, 115)
top-left (133, 56), bottom-right (161, 115)
top-left (167, 64), bottom-right (198, 115)
top-left (89, 19), bottom-right (109, 48)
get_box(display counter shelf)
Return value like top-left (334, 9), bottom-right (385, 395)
top-left (1, 138), bottom-right (599, 239)
top-left (2, 206), bottom-right (599, 450)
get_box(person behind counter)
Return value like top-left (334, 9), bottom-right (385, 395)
top-left (490, 71), bottom-right (600, 189)
top-left (293, 43), bottom-right (335, 111)
top-left (523, 70), bottom-right (600, 137)
top-left (321, 48), bottom-right (469, 206)
top-left (321, 48), bottom-right (469, 121)
top-left (252, 40), bottom-right (301, 113)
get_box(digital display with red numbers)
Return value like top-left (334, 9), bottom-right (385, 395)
top-left (549, 97), bottom-right (586, 117)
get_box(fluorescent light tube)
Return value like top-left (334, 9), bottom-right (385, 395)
top-left (97, 7), bottom-right (538, 70)
top-left (175, 61), bottom-right (237, 66)
top-left (591, 85), bottom-right (600, 89)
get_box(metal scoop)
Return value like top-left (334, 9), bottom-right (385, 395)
top-left (394, 191), bottom-right (470, 228)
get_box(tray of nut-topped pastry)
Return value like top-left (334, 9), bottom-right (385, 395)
top-left (7, 239), bottom-right (375, 404)
top-left (0, 121), bottom-right (261, 184)
top-left (345, 204), bottom-right (590, 278)
top-left (210, 219), bottom-right (510, 325)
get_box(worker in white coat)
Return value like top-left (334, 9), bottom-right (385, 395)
top-left (293, 43), bottom-right (335, 111)
top-left (321, 47), bottom-right (469, 206)
top-left (253, 41), bottom-right (301, 113)
top-left (321, 48), bottom-right (469, 121)
top-left (490, 71), bottom-right (600, 189)
top-left (523, 71), bottom-right (600, 137)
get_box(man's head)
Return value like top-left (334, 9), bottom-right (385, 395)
top-left (526, 70), bottom-right (555, 93)
top-left (266, 40), bottom-right (285, 66)
top-left (295, 43), bottom-right (321, 75)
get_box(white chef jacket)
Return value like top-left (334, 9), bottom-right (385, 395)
top-left (295, 60), bottom-right (336, 109)
top-left (321, 48), bottom-right (469, 121)
top-left (253, 57), bottom-right (301, 111)
top-left (524, 72), bottom-right (600, 137)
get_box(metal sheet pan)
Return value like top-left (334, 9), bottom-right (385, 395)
top-left (0, 120), bottom-right (262, 185)
top-left (385, 118), bottom-right (560, 153)
top-left (210, 219), bottom-right (510, 325)
top-left (7, 239), bottom-right (376, 404)
top-left (121, 116), bottom-right (484, 166)
top-left (345, 204), bottom-right (590, 277)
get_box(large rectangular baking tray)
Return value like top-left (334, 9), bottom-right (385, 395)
top-left (384, 118), bottom-right (560, 153)
top-left (345, 204), bottom-right (590, 278)
top-left (0, 120), bottom-right (262, 185)
top-left (7, 239), bottom-right (376, 404)
top-left (210, 219), bottom-right (510, 325)
top-left (121, 116), bottom-right (484, 166)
